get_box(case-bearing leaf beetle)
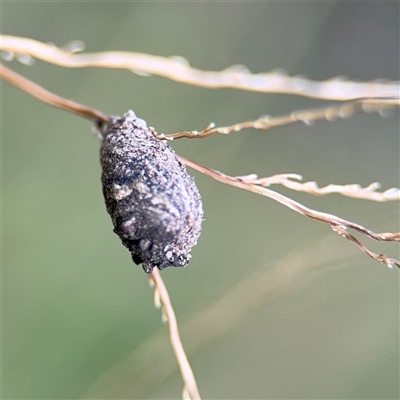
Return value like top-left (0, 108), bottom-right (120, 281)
top-left (100, 111), bottom-right (203, 273)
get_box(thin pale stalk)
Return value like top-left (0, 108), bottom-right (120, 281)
top-left (0, 63), bottom-right (109, 125)
top-left (179, 155), bottom-right (400, 269)
top-left (1, 35), bottom-right (399, 101)
top-left (164, 98), bottom-right (399, 140)
top-left (237, 174), bottom-right (400, 202)
top-left (150, 269), bottom-right (201, 400)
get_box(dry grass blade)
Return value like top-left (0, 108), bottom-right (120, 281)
top-left (330, 224), bottom-right (399, 269)
top-left (164, 98), bottom-right (399, 140)
top-left (179, 155), bottom-right (400, 269)
top-left (0, 63), bottom-right (109, 125)
top-left (1, 35), bottom-right (399, 101)
top-left (237, 174), bottom-right (400, 202)
top-left (150, 269), bottom-right (201, 400)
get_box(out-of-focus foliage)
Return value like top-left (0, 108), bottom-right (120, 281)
top-left (3, 2), bottom-right (399, 399)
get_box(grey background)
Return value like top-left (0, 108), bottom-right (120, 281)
top-left (2, 2), bottom-right (399, 399)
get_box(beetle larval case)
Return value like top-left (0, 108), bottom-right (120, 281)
top-left (100, 110), bottom-right (203, 273)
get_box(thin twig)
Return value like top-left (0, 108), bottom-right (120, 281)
top-left (150, 269), bottom-right (201, 400)
top-left (164, 98), bottom-right (399, 140)
top-left (0, 63), bottom-right (110, 125)
top-left (179, 155), bottom-right (400, 269)
top-left (1, 35), bottom-right (399, 101)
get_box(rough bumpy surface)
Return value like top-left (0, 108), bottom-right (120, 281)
top-left (100, 110), bottom-right (203, 273)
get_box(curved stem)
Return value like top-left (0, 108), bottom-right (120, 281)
top-left (150, 269), bottom-right (201, 400)
top-left (2, 35), bottom-right (399, 101)
top-left (0, 63), bottom-right (110, 125)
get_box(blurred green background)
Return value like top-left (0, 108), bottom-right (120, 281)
top-left (2, 2), bottom-right (399, 399)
